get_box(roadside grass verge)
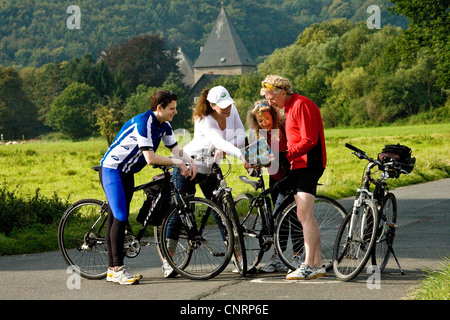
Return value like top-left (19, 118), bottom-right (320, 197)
top-left (408, 258), bottom-right (450, 300)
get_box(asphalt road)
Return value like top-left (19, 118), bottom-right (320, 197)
top-left (0, 178), bottom-right (448, 306)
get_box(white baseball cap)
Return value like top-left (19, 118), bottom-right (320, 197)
top-left (207, 86), bottom-right (235, 109)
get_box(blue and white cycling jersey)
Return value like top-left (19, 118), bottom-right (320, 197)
top-left (101, 109), bottom-right (177, 173)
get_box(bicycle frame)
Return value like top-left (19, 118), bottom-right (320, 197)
top-left (239, 171), bottom-right (274, 231)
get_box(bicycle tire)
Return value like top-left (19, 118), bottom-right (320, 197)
top-left (223, 194), bottom-right (248, 276)
top-left (372, 192), bottom-right (397, 272)
top-left (333, 199), bottom-right (379, 281)
top-left (275, 195), bottom-right (347, 271)
top-left (160, 197), bottom-right (233, 280)
top-left (58, 199), bottom-right (109, 279)
top-left (234, 193), bottom-right (265, 270)
top-left (154, 225), bottom-right (165, 263)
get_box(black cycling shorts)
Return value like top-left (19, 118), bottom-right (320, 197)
top-left (290, 167), bottom-right (324, 196)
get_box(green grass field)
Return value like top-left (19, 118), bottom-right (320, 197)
top-left (0, 123), bottom-right (449, 256)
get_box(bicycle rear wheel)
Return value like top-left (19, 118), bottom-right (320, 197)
top-left (275, 195), bottom-right (347, 271)
top-left (372, 192), bottom-right (397, 272)
top-left (333, 200), bottom-right (378, 281)
top-left (58, 199), bottom-right (109, 279)
top-left (234, 193), bottom-right (265, 269)
top-left (160, 197), bottom-right (233, 280)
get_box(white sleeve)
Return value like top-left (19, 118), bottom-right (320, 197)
top-left (197, 116), bottom-right (243, 159)
top-left (161, 122), bottom-right (178, 149)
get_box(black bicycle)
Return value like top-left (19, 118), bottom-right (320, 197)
top-left (209, 157), bottom-right (248, 276)
top-left (234, 167), bottom-right (347, 273)
top-left (58, 164), bottom-right (234, 280)
top-left (332, 143), bottom-right (415, 281)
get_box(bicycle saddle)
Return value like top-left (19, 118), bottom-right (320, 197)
top-left (239, 175), bottom-right (262, 191)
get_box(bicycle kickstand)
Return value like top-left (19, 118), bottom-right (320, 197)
top-left (389, 245), bottom-right (405, 275)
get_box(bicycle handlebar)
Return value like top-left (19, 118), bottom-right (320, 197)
top-left (345, 143), bottom-right (369, 160)
top-left (345, 143), bottom-right (365, 155)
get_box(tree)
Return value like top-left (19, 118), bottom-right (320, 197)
top-left (95, 96), bottom-right (123, 146)
top-left (0, 66), bottom-right (39, 140)
top-left (389, 0), bottom-right (449, 89)
top-left (61, 54), bottom-right (117, 100)
top-left (46, 82), bottom-right (99, 140)
top-left (102, 34), bottom-right (179, 94)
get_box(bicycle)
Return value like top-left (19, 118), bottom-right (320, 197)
top-left (208, 156), bottom-right (249, 277)
top-left (234, 167), bottom-right (347, 273)
top-left (332, 143), bottom-right (415, 281)
top-left (58, 164), bottom-right (234, 281)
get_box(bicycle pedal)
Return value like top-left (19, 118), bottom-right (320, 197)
top-left (387, 223), bottom-right (396, 228)
top-left (212, 252), bottom-right (225, 257)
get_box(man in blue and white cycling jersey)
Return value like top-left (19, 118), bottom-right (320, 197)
top-left (99, 90), bottom-right (198, 285)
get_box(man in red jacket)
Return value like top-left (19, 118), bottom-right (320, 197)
top-left (261, 75), bottom-right (327, 280)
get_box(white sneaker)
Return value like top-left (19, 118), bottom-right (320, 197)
top-left (106, 268), bottom-right (114, 282)
top-left (162, 260), bottom-right (177, 278)
top-left (316, 265), bottom-right (327, 277)
top-left (259, 255), bottom-right (288, 273)
top-left (291, 255), bottom-right (302, 269)
top-left (286, 263), bottom-right (317, 280)
top-left (112, 266), bottom-right (142, 285)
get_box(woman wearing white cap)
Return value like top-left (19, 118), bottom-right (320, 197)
top-left (161, 85), bottom-right (250, 277)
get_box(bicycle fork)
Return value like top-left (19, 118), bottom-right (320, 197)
top-left (345, 190), bottom-right (370, 258)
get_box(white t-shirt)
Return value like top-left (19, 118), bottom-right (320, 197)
top-left (184, 105), bottom-right (246, 174)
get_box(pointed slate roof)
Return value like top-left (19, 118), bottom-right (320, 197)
top-left (193, 7), bottom-right (256, 68)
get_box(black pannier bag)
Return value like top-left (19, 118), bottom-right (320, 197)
top-left (378, 143), bottom-right (416, 178)
top-left (136, 179), bottom-right (172, 226)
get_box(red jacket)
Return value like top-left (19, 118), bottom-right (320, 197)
top-left (285, 93), bottom-right (326, 170)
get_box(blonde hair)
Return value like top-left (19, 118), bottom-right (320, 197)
top-left (260, 75), bottom-right (293, 95)
top-left (247, 99), bottom-right (285, 139)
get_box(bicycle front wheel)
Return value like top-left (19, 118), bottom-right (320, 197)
top-left (160, 197), bottom-right (233, 280)
top-left (275, 195), bottom-right (347, 271)
top-left (333, 199), bottom-right (379, 281)
top-left (234, 193), bottom-right (265, 270)
top-left (58, 199), bottom-right (109, 279)
top-left (372, 192), bottom-right (397, 272)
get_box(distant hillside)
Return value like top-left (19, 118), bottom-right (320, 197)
top-left (0, 0), bottom-right (406, 68)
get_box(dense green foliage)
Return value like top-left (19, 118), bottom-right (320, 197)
top-left (212, 19), bottom-right (447, 128)
top-left (258, 19), bottom-right (447, 127)
top-left (46, 82), bottom-right (100, 140)
top-left (0, 185), bottom-right (69, 237)
top-left (389, 0), bottom-right (449, 89)
top-left (0, 65), bottom-right (40, 139)
top-left (0, 0), bottom-right (405, 68)
top-left (0, 0), bottom-right (447, 142)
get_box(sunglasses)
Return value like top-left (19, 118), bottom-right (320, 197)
top-left (159, 90), bottom-right (174, 104)
top-left (253, 102), bottom-right (270, 111)
top-left (262, 82), bottom-right (283, 91)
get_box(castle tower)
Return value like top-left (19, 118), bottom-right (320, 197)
top-left (192, 7), bottom-right (256, 83)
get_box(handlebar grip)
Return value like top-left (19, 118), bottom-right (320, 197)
top-left (345, 143), bottom-right (364, 154)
